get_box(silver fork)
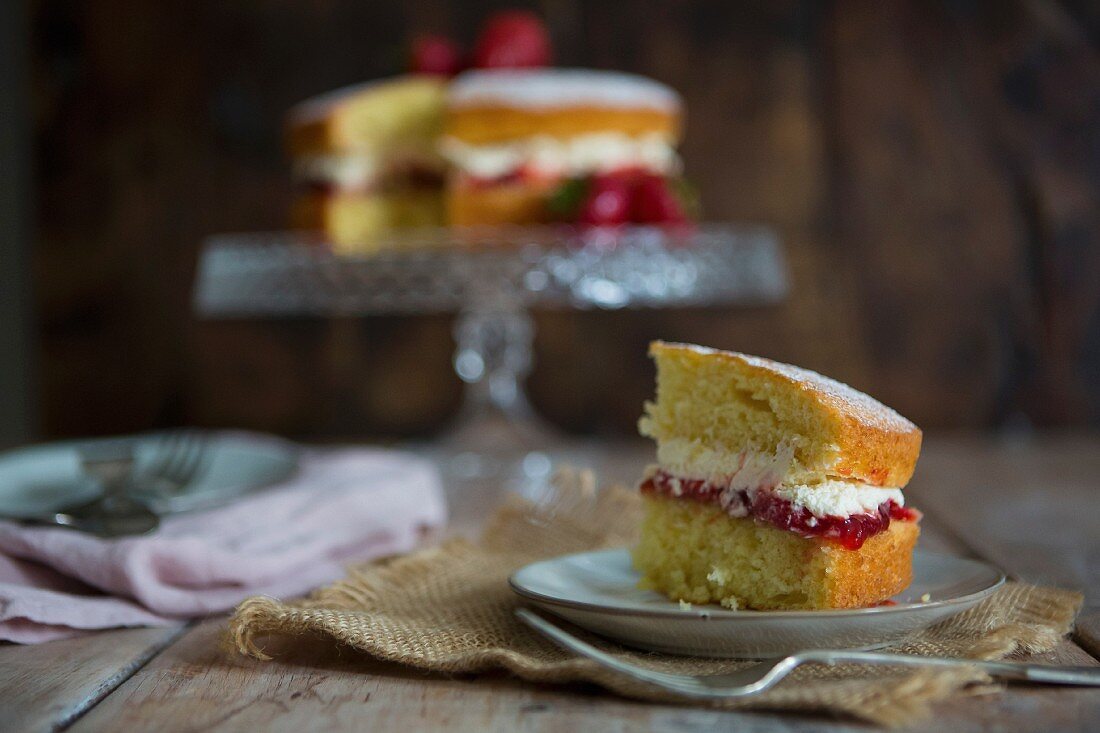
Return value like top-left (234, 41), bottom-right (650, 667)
top-left (515, 608), bottom-right (1100, 698)
top-left (145, 430), bottom-right (210, 497)
top-left (45, 441), bottom-right (160, 537)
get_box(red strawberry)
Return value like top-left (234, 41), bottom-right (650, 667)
top-left (578, 175), bottom-right (632, 226)
top-left (410, 33), bottom-right (464, 77)
top-left (632, 174), bottom-right (688, 224)
top-left (472, 11), bottom-right (552, 69)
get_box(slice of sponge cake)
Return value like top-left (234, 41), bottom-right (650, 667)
top-left (287, 76), bottom-right (447, 252)
top-left (633, 342), bottom-right (922, 610)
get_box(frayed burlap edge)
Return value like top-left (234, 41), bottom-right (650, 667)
top-left (227, 469), bottom-right (1083, 727)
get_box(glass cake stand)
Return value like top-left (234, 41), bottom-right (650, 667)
top-left (193, 225), bottom-right (788, 488)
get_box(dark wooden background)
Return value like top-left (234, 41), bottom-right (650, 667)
top-left (26, 0), bottom-right (1100, 441)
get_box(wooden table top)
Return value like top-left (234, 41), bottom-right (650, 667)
top-left (3, 433), bottom-right (1099, 732)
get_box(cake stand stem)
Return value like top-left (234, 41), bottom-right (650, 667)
top-left (438, 291), bottom-right (561, 484)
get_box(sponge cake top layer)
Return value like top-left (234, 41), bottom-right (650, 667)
top-left (445, 69), bottom-right (682, 145)
top-left (287, 76), bottom-right (446, 156)
top-left (639, 342), bottom-right (922, 488)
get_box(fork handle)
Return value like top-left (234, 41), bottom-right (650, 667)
top-left (805, 650), bottom-right (1100, 686)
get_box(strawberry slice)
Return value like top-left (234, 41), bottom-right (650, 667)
top-left (632, 173), bottom-right (688, 224)
top-left (410, 33), bottom-right (464, 77)
top-left (578, 175), bottom-right (632, 226)
top-left (472, 10), bottom-right (552, 69)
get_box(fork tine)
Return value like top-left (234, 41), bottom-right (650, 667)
top-left (161, 432), bottom-right (198, 484)
top-left (172, 431), bottom-right (209, 486)
top-left (148, 430), bottom-right (210, 492)
top-left (175, 433), bottom-right (210, 486)
top-left (145, 432), bottom-right (180, 481)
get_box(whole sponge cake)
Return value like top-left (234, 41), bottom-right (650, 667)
top-left (633, 342), bottom-right (922, 610)
top-left (286, 65), bottom-right (695, 244)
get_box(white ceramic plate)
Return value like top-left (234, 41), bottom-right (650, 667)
top-left (0, 432), bottom-right (299, 517)
top-left (510, 549), bottom-right (1004, 658)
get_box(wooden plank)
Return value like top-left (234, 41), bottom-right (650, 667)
top-left (926, 638), bottom-right (1100, 732)
top-left (530, 0), bottom-right (868, 436)
top-left (67, 617), bottom-right (869, 733)
top-left (910, 435), bottom-right (1100, 613)
top-left (862, 471), bottom-right (1100, 729)
top-left (910, 433), bottom-right (1100, 669)
top-left (192, 316), bottom-right (462, 440)
top-left (823, 0), bottom-right (1033, 428)
top-left (909, 468), bottom-right (1100, 730)
top-left (0, 0), bottom-right (34, 449)
top-left (1075, 613), bottom-right (1100, 660)
top-left (944, 0), bottom-right (1100, 426)
top-left (0, 625), bottom-right (185, 732)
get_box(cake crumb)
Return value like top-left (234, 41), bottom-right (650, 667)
top-left (706, 567), bottom-right (731, 584)
top-left (719, 597), bottom-right (740, 610)
top-left (678, 599), bottom-right (693, 610)
top-left (920, 593), bottom-right (931, 603)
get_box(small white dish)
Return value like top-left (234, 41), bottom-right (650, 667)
top-left (0, 431), bottom-right (299, 518)
top-left (510, 549), bottom-right (1005, 658)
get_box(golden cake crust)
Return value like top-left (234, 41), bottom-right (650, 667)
top-left (287, 76), bottom-right (446, 156)
top-left (444, 106), bottom-right (680, 146)
top-left (822, 518), bottom-right (919, 608)
top-left (292, 190), bottom-right (444, 253)
top-left (648, 341), bottom-right (922, 487)
top-left (445, 181), bottom-right (557, 227)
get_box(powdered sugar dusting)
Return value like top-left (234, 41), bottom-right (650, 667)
top-left (289, 78), bottom-right (393, 124)
top-left (288, 76), bottom-right (443, 125)
top-left (657, 342), bottom-right (918, 434)
top-left (448, 69), bottom-right (681, 112)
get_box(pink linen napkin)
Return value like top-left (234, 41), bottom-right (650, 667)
top-left (0, 446), bottom-right (447, 643)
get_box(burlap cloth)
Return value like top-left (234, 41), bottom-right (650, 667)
top-left (228, 470), bottom-right (1083, 727)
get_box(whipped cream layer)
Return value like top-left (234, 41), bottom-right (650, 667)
top-left (294, 150), bottom-right (445, 191)
top-left (645, 466), bottom-right (904, 520)
top-left (440, 132), bottom-right (680, 181)
top-left (769, 480), bottom-right (904, 517)
top-left (654, 438), bottom-right (802, 489)
top-left (641, 467), bottom-right (915, 549)
top-left (294, 154), bottom-right (381, 190)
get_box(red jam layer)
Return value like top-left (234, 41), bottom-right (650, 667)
top-left (640, 471), bottom-right (920, 550)
top-left (298, 163), bottom-right (445, 195)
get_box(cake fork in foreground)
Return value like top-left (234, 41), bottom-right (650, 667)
top-left (516, 608), bottom-right (1100, 698)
